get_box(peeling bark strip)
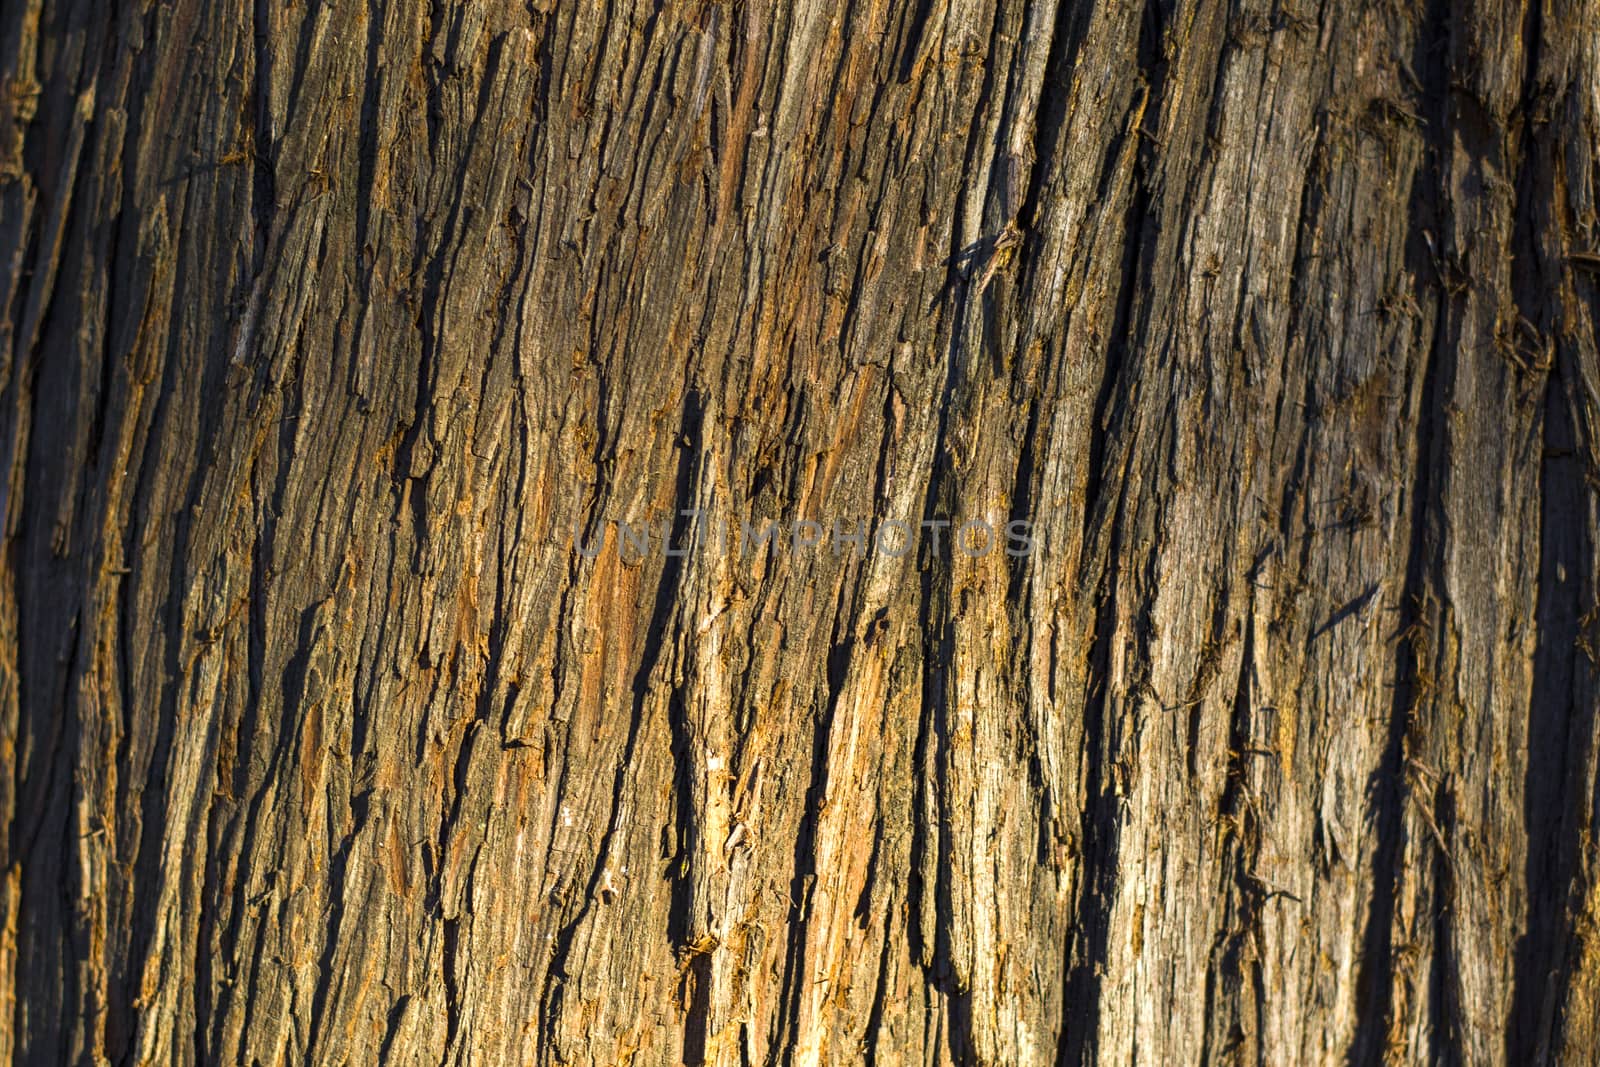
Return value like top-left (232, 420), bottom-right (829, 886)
top-left (1, 0), bottom-right (1598, 1063)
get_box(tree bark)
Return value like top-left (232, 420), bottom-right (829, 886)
top-left (2, 0), bottom-right (1598, 1063)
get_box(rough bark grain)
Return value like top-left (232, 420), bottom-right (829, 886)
top-left (2, 0), bottom-right (1599, 1063)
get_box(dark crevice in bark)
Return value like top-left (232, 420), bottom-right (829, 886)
top-left (83, 145), bottom-right (119, 472)
top-left (904, 257), bottom-right (976, 1056)
top-left (683, 949), bottom-right (714, 1066)
top-left (1061, 422), bottom-right (1171, 1067)
top-left (1350, 283), bottom-right (1445, 1065)
top-left (1081, 169), bottom-right (1148, 557)
top-left (1508, 9), bottom-right (1594, 1063)
top-left (204, 537), bottom-right (279, 1056)
top-left (1055, 9), bottom-right (1167, 1062)
top-left (193, 749), bottom-right (232, 1064)
top-left (441, 913), bottom-right (465, 1056)
top-left (862, 900), bottom-right (897, 1066)
top-left (1348, 3), bottom-right (1457, 1057)
top-left (3, 57), bottom-right (82, 1041)
top-left (12, 591), bottom-right (78, 1061)
top-left (278, 3), bottom-right (319, 128)
top-left (13, 54), bottom-right (91, 372)
top-left (1428, 777), bottom-right (1462, 1067)
top-left (667, 677), bottom-right (701, 947)
top-left (1271, 109), bottom-right (1324, 575)
top-left (1078, 0), bottom-right (1162, 559)
top-left (540, 388), bottom-right (702, 1057)
top-left (664, 406), bottom-right (711, 980)
top-left (114, 271), bottom-right (238, 1067)
top-left (951, 0), bottom-right (1006, 249)
top-left (1184, 582), bottom-right (1231, 777)
top-left (1201, 601), bottom-right (1267, 1067)
top-left (852, 804), bottom-right (887, 927)
top-left (399, 28), bottom-right (510, 520)
top-left (306, 791), bottom-right (373, 1060)
top-left (1005, 392), bottom-right (1039, 612)
top-left (896, 0), bottom-right (936, 84)
top-left (1055, 516), bottom-right (1121, 1067)
top-left (773, 573), bottom-right (860, 1066)
top-left (1352, 242), bottom-right (1450, 1067)
top-left (249, 0), bottom-right (277, 237)
top-left (1512, 195), bottom-right (1570, 1067)
top-left (1016, 0), bottom-right (1086, 242)
top-left (377, 993), bottom-right (414, 1060)
top-left (348, 0), bottom-right (385, 408)
top-left (906, 557), bottom-right (939, 983)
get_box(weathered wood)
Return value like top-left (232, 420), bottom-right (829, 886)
top-left (1, 0), bottom-right (1597, 1063)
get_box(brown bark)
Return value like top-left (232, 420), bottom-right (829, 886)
top-left (2, 0), bottom-right (1598, 1063)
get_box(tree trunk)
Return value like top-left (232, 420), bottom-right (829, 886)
top-left (2, 0), bottom-right (1598, 1063)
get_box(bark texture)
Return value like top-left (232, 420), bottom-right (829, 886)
top-left (2, 0), bottom-right (1599, 1063)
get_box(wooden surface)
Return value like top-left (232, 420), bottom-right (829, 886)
top-left (2, 0), bottom-right (1598, 1062)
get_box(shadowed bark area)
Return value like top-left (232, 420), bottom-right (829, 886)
top-left (1, 0), bottom-right (1598, 1063)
